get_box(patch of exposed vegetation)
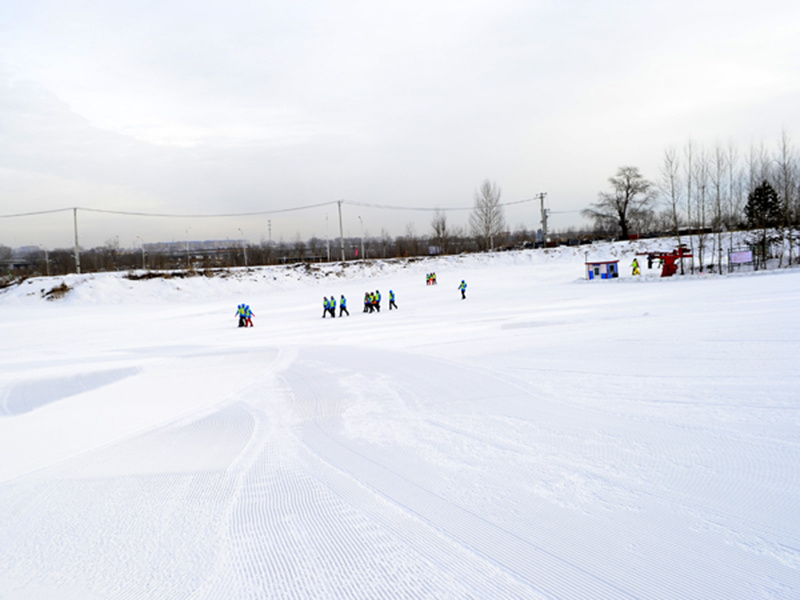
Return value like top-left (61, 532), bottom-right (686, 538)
top-left (43, 282), bottom-right (70, 300)
top-left (0, 275), bottom-right (27, 290)
top-left (124, 269), bottom-right (222, 281)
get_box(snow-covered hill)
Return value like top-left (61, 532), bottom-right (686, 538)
top-left (1, 241), bottom-right (799, 599)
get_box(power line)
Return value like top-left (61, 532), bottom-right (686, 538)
top-left (499, 197), bottom-right (540, 207)
top-left (78, 201), bottom-right (339, 218)
top-left (1, 197), bottom-right (545, 219)
top-left (0, 208), bottom-right (74, 218)
top-left (347, 196), bottom-right (541, 212)
top-left (346, 201), bottom-right (471, 212)
top-left (0, 202), bottom-right (338, 220)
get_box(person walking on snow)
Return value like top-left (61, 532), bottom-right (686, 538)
top-left (239, 304), bottom-right (248, 327)
top-left (340, 295), bottom-right (349, 317)
top-left (244, 305), bottom-right (254, 327)
top-left (374, 290), bottom-right (382, 312)
top-left (322, 297), bottom-right (330, 318)
top-left (389, 290), bottom-right (398, 310)
top-left (328, 295), bottom-right (337, 318)
top-left (631, 258), bottom-right (641, 276)
top-left (458, 280), bottom-right (467, 299)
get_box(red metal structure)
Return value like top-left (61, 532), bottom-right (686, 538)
top-left (639, 245), bottom-right (693, 277)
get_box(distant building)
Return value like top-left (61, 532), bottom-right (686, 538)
top-left (2, 258), bottom-right (32, 272)
top-left (585, 259), bottom-right (619, 280)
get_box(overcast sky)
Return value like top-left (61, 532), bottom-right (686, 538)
top-left (2, 0), bottom-right (799, 249)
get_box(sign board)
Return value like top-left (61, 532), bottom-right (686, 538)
top-left (730, 250), bottom-right (753, 264)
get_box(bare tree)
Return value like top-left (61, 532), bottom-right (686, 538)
top-left (775, 130), bottom-right (797, 265)
top-left (292, 233), bottom-right (306, 262)
top-left (711, 143), bottom-right (728, 273)
top-left (395, 223), bottom-right (422, 257)
top-left (747, 141), bottom-right (772, 195)
top-left (694, 148), bottom-right (710, 271)
top-left (379, 228), bottom-right (392, 258)
top-left (726, 143), bottom-right (744, 254)
top-left (469, 179), bottom-right (505, 251)
top-left (431, 209), bottom-right (450, 254)
top-left (660, 147), bottom-right (683, 265)
top-left (684, 140), bottom-right (695, 272)
top-left (582, 166), bottom-right (655, 240)
top-left (308, 237), bottom-right (324, 261)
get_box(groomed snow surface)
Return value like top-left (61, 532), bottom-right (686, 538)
top-left (1, 242), bottom-right (799, 599)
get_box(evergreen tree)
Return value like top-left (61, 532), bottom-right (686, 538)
top-left (745, 180), bottom-right (782, 268)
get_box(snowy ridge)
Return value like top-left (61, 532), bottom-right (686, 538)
top-left (1, 241), bottom-right (799, 599)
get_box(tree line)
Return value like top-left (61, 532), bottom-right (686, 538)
top-left (1, 178), bottom-right (524, 279)
top-left (582, 132), bottom-right (800, 271)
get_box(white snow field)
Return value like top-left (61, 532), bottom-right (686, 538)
top-left (1, 242), bottom-right (799, 599)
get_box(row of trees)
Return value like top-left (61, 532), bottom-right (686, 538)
top-left (583, 132), bottom-right (800, 271)
top-left (2, 178), bottom-right (516, 278)
top-left (0, 226), bottom-right (538, 280)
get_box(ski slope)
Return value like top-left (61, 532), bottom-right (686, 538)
top-left (1, 243), bottom-right (799, 599)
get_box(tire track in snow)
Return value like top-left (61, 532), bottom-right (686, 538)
top-left (288, 373), bottom-right (542, 599)
top-left (194, 348), bottom-right (521, 599)
top-left (280, 345), bottom-right (800, 600)
top-left (282, 347), bottom-right (643, 600)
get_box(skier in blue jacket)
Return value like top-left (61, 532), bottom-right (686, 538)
top-left (244, 305), bottom-right (254, 327)
top-left (458, 280), bottom-right (467, 299)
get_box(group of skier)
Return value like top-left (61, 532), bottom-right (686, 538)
top-left (235, 304), bottom-right (255, 327)
top-left (360, 289), bottom-right (399, 313)
top-left (236, 276), bottom-right (466, 327)
top-left (363, 290), bottom-right (380, 312)
top-left (323, 295), bottom-right (349, 318)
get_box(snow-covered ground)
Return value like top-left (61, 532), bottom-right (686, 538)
top-left (1, 242), bottom-right (799, 599)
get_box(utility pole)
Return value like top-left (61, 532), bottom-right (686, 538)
top-left (538, 192), bottom-right (549, 245)
top-left (337, 200), bottom-right (345, 262)
top-left (358, 215), bottom-right (364, 259)
top-left (39, 245), bottom-right (50, 276)
top-left (136, 236), bottom-right (146, 269)
top-left (238, 227), bottom-right (248, 267)
top-left (73, 207), bottom-right (81, 274)
top-left (325, 214), bottom-right (330, 262)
